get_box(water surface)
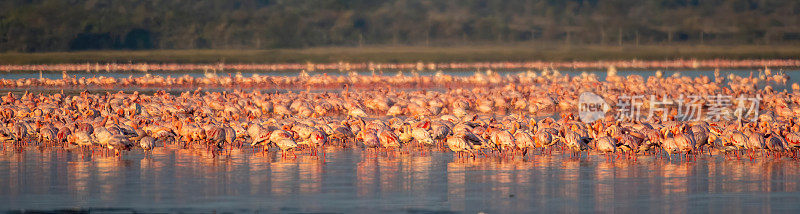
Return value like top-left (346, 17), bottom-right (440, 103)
top-left (1, 148), bottom-right (799, 213)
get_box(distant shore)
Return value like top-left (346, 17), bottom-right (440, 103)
top-left (0, 45), bottom-right (799, 68)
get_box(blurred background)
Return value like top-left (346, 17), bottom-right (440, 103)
top-left (2, 0), bottom-right (799, 52)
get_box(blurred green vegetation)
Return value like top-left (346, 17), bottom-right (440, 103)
top-left (1, 45), bottom-right (799, 64)
top-left (2, 0), bottom-right (800, 53)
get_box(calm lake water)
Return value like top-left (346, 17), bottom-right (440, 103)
top-left (1, 147), bottom-right (799, 213)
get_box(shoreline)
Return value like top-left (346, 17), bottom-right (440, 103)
top-left (1, 45), bottom-right (800, 67)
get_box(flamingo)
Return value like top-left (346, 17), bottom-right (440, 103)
top-left (595, 136), bottom-right (617, 161)
top-left (563, 130), bottom-right (590, 157)
top-left (378, 129), bottom-right (401, 153)
top-left (270, 130), bottom-right (298, 158)
top-left (140, 136), bottom-right (156, 151)
top-left (446, 135), bottom-right (475, 158)
top-left (513, 130), bottom-right (535, 156)
top-left (411, 126), bottom-right (434, 147)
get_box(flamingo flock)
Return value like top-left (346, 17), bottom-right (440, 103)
top-left (1, 59), bottom-right (799, 73)
top-left (0, 65), bottom-right (794, 91)
top-left (1, 67), bottom-right (799, 162)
